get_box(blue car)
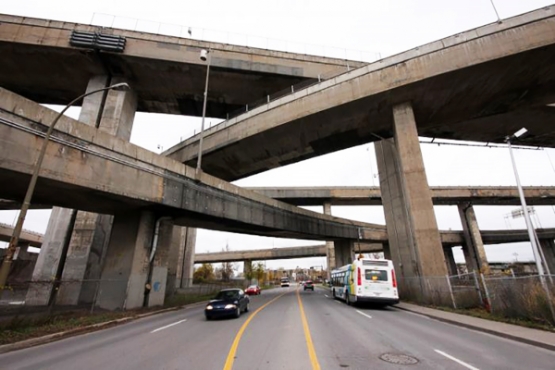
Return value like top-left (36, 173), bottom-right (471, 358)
top-left (205, 288), bottom-right (250, 320)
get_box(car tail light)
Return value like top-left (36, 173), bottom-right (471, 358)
top-left (391, 270), bottom-right (397, 288)
top-left (357, 267), bottom-right (361, 286)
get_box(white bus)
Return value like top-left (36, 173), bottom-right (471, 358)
top-left (331, 258), bottom-right (399, 306)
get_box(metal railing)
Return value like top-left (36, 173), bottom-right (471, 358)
top-left (90, 13), bottom-right (381, 63)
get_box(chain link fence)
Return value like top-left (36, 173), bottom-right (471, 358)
top-left (398, 273), bottom-right (555, 326)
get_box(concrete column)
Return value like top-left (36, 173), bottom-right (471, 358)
top-left (147, 219), bottom-right (173, 307)
top-left (96, 211), bottom-right (155, 311)
top-left (25, 208), bottom-right (76, 305)
top-left (334, 240), bottom-right (355, 268)
top-left (540, 239), bottom-right (555, 275)
top-left (14, 244), bottom-right (30, 260)
top-left (458, 204), bottom-right (489, 274)
top-left (244, 260), bottom-right (253, 281)
top-left (444, 247), bottom-right (458, 276)
top-left (375, 102), bottom-right (447, 299)
top-left (382, 242), bottom-right (391, 260)
top-left (180, 227), bottom-right (197, 288)
top-left (54, 76), bottom-right (138, 306)
top-left (323, 202), bottom-right (336, 276)
top-left (166, 225), bottom-right (185, 295)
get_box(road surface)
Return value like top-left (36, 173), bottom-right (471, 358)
top-left (1, 286), bottom-right (554, 369)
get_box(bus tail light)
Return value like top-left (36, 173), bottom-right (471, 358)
top-left (357, 267), bottom-right (362, 286)
top-left (391, 269), bottom-right (397, 288)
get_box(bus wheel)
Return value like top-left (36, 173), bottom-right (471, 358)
top-left (346, 292), bottom-right (351, 306)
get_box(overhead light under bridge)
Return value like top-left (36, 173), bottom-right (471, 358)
top-left (70, 30), bottom-right (126, 53)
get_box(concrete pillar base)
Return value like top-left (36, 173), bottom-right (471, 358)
top-left (540, 239), bottom-right (555, 275)
top-left (334, 240), bottom-right (355, 268)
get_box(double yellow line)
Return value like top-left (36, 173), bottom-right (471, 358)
top-left (223, 289), bottom-right (321, 370)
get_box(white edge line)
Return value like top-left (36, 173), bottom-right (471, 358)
top-left (434, 349), bottom-right (480, 370)
top-left (334, 300), bottom-right (342, 304)
top-left (356, 310), bottom-right (372, 319)
top-left (150, 319), bottom-right (187, 333)
top-left (324, 294), bottom-right (329, 298)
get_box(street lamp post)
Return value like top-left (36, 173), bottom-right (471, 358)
top-left (196, 48), bottom-right (211, 177)
top-left (0, 82), bottom-right (130, 288)
top-left (505, 128), bottom-right (546, 277)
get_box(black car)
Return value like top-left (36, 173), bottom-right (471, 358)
top-left (205, 288), bottom-right (250, 320)
top-left (304, 280), bottom-right (314, 291)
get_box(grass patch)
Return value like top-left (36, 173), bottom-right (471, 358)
top-left (0, 310), bottom-right (135, 345)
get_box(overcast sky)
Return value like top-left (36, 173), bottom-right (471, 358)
top-left (1, 0), bottom-right (555, 271)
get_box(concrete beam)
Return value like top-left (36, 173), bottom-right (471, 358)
top-left (194, 243), bottom-right (382, 264)
top-left (245, 186), bottom-right (555, 206)
top-left (0, 88), bottom-right (386, 242)
top-left (0, 222), bottom-right (43, 247)
top-left (165, 7), bottom-right (555, 181)
top-left (0, 14), bottom-right (364, 117)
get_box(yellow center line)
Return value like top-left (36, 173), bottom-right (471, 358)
top-left (223, 292), bottom-right (288, 370)
top-left (296, 289), bottom-right (321, 370)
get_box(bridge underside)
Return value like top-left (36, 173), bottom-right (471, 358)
top-left (168, 20), bottom-right (555, 181)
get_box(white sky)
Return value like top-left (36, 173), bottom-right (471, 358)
top-left (1, 0), bottom-right (555, 271)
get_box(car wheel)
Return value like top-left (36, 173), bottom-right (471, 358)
top-left (245, 302), bottom-right (249, 312)
top-left (235, 307), bottom-right (241, 318)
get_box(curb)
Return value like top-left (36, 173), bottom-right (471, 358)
top-left (0, 300), bottom-right (209, 354)
top-left (395, 305), bottom-right (555, 352)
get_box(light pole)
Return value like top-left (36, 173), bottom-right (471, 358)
top-left (505, 128), bottom-right (545, 277)
top-left (196, 48), bottom-right (211, 177)
top-left (0, 82), bottom-right (130, 287)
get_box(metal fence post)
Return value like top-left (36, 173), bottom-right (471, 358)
top-left (446, 275), bottom-right (457, 309)
top-left (472, 271), bottom-right (483, 306)
top-left (480, 273), bottom-right (493, 313)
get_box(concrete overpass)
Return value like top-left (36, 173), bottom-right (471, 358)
top-left (0, 223), bottom-right (43, 247)
top-left (0, 88), bottom-right (387, 242)
top-left (0, 14), bottom-right (364, 118)
top-left (194, 228), bottom-right (555, 269)
top-left (165, 7), bottom-right (555, 180)
top-left (247, 186), bottom-right (555, 206)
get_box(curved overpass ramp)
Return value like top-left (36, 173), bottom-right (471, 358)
top-left (166, 6), bottom-right (555, 180)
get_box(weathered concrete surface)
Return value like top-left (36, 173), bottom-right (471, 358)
top-left (247, 186), bottom-right (555, 206)
top-left (323, 202), bottom-right (336, 274)
top-left (0, 88), bottom-right (386, 242)
top-left (0, 14), bottom-right (364, 118)
top-left (166, 7), bottom-right (555, 180)
top-left (194, 243), bottom-right (382, 264)
top-left (377, 103), bottom-right (447, 282)
top-left (540, 239), bottom-right (555, 274)
top-left (458, 204), bottom-right (489, 274)
top-left (0, 223), bottom-right (43, 247)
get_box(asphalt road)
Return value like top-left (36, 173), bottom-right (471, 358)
top-left (1, 286), bottom-right (554, 369)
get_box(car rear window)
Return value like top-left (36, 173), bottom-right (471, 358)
top-left (365, 270), bottom-right (388, 281)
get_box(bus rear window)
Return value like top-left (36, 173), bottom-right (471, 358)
top-left (365, 270), bottom-right (388, 281)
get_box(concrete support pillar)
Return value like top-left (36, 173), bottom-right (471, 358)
top-left (334, 240), bottom-right (355, 268)
top-left (540, 239), bottom-right (555, 275)
top-left (323, 202), bottom-right (336, 277)
top-left (382, 242), bottom-right (391, 260)
top-left (25, 208), bottom-right (76, 305)
top-left (244, 260), bottom-right (253, 281)
top-left (444, 247), bottom-right (458, 276)
top-left (96, 211), bottom-right (155, 311)
top-left (14, 244), bottom-right (30, 260)
top-left (37, 75), bottom-right (138, 306)
top-left (458, 204), bottom-right (489, 274)
top-left (147, 219), bottom-right (173, 307)
top-left (180, 228), bottom-right (197, 288)
top-left (166, 225), bottom-right (185, 295)
top-left (375, 102), bottom-right (447, 300)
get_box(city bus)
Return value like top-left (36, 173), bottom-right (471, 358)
top-left (330, 258), bottom-right (399, 306)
